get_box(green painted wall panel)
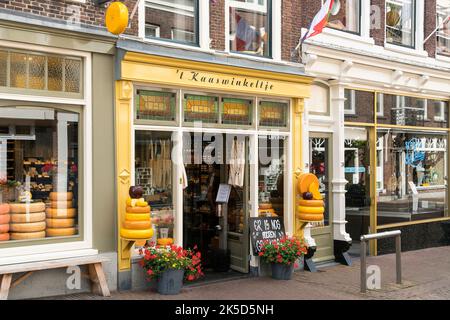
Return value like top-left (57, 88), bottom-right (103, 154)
top-left (92, 52), bottom-right (117, 252)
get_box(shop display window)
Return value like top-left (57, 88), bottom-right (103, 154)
top-left (386, 0), bottom-right (416, 48)
top-left (258, 101), bottom-right (288, 128)
top-left (258, 135), bottom-right (285, 218)
top-left (0, 106), bottom-right (80, 244)
top-left (135, 90), bottom-right (177, 123)
top-left (229, 0), bottom-right (271, 57)
top-left (344, 89), bottom-right (375, 123)
top-left (326, 0), bottom-right (361, 34)
top-left (437, 0), bottom-right (450, 56)
top-left (377, 94), bottom-right (448, 128)
top-left (0, 49), bottom-right (82, 96)
top-left (376, 130), bottom-right (448, 225)
top-left (134, 131), bottom-right (175, 244)
top-left (144, 0), bottom-right (199, 46)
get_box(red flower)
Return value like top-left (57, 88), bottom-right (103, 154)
top-left (147, 269), bottom-right (153, 275)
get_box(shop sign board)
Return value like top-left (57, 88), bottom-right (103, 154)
top-left (216, 184), bottom-right (232, 203)
top-left (249, 217), bottom-right (285, 255)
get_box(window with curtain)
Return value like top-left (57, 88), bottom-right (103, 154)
top-left (327, 0), bottom-right (361, 34)
top-left (437, 0), bottom-right (450, 56)
top-left (386, 0), bottom-right (416, 48)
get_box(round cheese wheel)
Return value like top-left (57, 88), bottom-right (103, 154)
top-left (50, 200), bottom-right (73, 209)
top-left (120, 228), bottom-right (153, 239)
top-left (259, 208), bottom-right (275, 214)
top-left (0, 223), bottom-right (9, 234)
top-left (126, 206), bottom-right (150, 214)
top-left (10, 221), bottom-right (46, 233)
top-left (46, 218), bottom-right (75, 228)
top-left (297, 206), bottom-right (324, 214)
top-left (49, 192), bottom-right (73, 201)
top-left (298, 199), bottom-right (325, 207)
top-left (0, 233), bottom-right (10, 241)
top-left (123, 220), bottom-right (152, 230)
top-left (0, 214), bottom-right (10, 225)
top-left (297, 173), bottom-right (320, 194)
top-left (46, 227), bottom-right (77, 237)
top-left (46, 208), bottom-right (77, 218)
top-left (297, 212), bottom-right (324, 222)
top-left (10, 231), bottom-right (46, 240)
top-left (0, 203), bottom-right (10, 215)
top-left (10, 202), bottom-right (46, 214)
top-left (259, 203), bottom-right (272, 210)
top-left (125, 213), bottom-right (151, 221)
top-left (11, 212), bottom-right (46, 223)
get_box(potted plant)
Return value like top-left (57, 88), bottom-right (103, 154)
top-left (259, 236), bottom-right (308, 280)
top-left (139, 243), bottom-right (203, 295)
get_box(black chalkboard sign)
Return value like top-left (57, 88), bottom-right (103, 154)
top-left (249, 217), bottom-right (285, 255)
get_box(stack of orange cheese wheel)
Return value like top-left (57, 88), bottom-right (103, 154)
top-left (46, 192), bottom-right (77, 237)
top-left (9, 202), bottom-right (46, 240)
top-left (258, 203), bottom-right (277, 217)
top-left (297, 173), bottom-right (325, 222)
top-left (0, 204), bottom-right (10, 241)
top-left (121, 197), bottom-right (154, 239)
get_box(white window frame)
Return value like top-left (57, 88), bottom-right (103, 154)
top-left (433, 100), bottom-right (446, 122)
top-left (322, 0), bottom-right (362, 35)
top-left (384, 0), bottom-right (425, 54)
top-left (139, 0), bottom-right (210, 51)
top-left (225, 0), bottom-right (281, 61)
top-left (145, 23), bottom-right (161, 38)
top-left (436, 1), bottom-right (450, 57)
top-left (344, 89), bottom-right (356, 115)
top-left (0, 40), bottom-right (95, 265)
top-left (376, 92), bottom-right (384, 117)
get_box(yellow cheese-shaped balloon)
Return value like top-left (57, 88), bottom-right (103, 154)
top-left (297, 206), bottom-right (324, 214)
top-left (105, 2), bottom-right (129, 35)
top-left (125, 213), bottom-right (151, 221)
top-left (297, 213), bottom-right (324, 222)
top-left (308, 182), bottom-right (323, 200)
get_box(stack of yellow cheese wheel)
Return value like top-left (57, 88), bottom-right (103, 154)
top-left (121, 198), bottom-right (154, 239)
top-left (258, 203), bottom-right (277, 217)
top-left (46, 192), bottom-right (77, 237)
top-left (0, 204), bottom-right (10, 241)
top-left (9, 202), bottom-right (46, 240)
top-left (296, 173), bottom-right (325, 222)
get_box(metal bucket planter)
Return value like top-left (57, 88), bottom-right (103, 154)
top-left (157, 269), bottom-right (185, 295)
top-left (271, 263), bottom-right (294, 280)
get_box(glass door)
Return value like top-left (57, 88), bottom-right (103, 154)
top-left (309, 133), bottom-right (334, 262)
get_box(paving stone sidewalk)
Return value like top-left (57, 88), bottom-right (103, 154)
top-left (49, 246), bottom-right (450, 300)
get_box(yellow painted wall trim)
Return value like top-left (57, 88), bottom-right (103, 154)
top-left (115, 80), bottom-right (134, 271)
top-left (377, 217), bottom-right (450, 230)
top-left (122, 52), bottom-right (313, 86)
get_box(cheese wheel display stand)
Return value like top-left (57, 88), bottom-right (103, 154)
top-left (8, 201), bottom-right (46, 240)
top-left (120, 186), bottom-right (154, 240)
top-left (0, 203), bottom-right (10, 241)
top-left (46, 192), bottom-right (77, 237)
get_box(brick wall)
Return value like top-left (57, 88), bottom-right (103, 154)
top-left (0, 0), bottom-right (139, 35)
top-left (424, 0), bottom-right (437, 57)
top-left (370, 0), bottom-right (385, 46)
top-left (281, 0), bottom-right (302, 61)
top-left (209, 0), bottom-right (225, 51)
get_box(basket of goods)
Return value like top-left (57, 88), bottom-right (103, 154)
top-left (9, 190), bottom-right (47, 240)
top-left (45, 191), bottom-right (77, 237)
top-left (296, 173), bottom-right (325, 222)
top-left (121, 186), bottom-right (154, 239)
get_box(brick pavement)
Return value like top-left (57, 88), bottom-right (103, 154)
top-left (43, 246), bottom-right (450, 300)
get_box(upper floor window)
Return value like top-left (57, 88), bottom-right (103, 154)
top-left (144, 0), bottom-right (199, 46)
top-left (386, 0), bottom-right (416, 48)
top-left (229, 0), bottom-right (271, 57)
top-left (326, 0), bottom-right (361, 34)
top-left (437, 0), bottom-right (450, 56)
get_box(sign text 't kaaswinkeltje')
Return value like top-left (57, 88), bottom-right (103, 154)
top-left (176, 69), bottom-right (275, 92)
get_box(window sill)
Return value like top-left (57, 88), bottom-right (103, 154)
top-left (436, 53), bottom-right (450, 64)
top-left (321, 28), bottom-right (375, 46)
top-left (133, 36), bottom-right (214, 54)
top-left (384, 43), bottom-right (429, 58)
top-left (226, 51), bottom-right (281, 64)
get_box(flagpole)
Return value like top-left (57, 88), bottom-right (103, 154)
top-left (424, 15), bottom-right (450, 44)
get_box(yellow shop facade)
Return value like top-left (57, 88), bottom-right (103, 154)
top-left (113, 40), bottom-right (312, 289)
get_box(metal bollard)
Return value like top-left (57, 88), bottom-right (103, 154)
top-left (360, 230), bottom-right (402, 293)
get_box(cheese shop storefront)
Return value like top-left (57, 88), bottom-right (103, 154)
top-left (114, 44), bottom-right (312, 288)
